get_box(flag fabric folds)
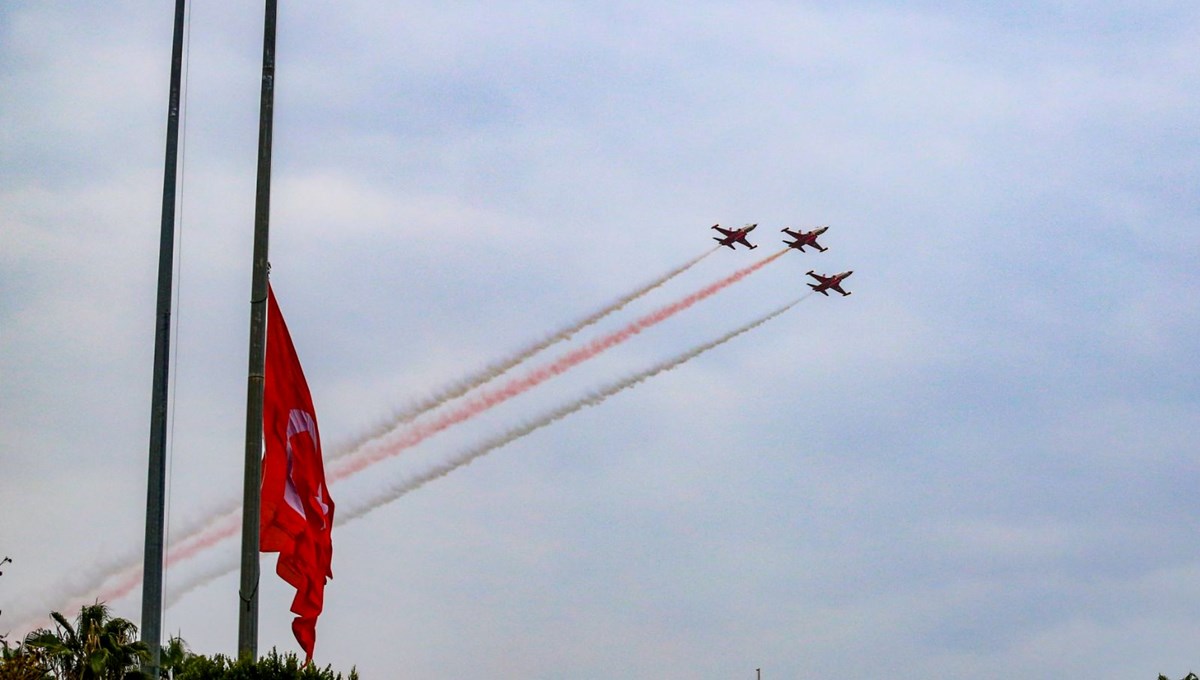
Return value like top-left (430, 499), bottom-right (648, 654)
top-left (261, 284), bottom-right (334, 663)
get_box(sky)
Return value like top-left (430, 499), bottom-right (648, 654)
top-left (2, 1), bottom-right (1199, 677)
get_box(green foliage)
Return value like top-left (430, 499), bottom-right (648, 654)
top-left (160, 636), bottom-right (192, 679)
top-left (21, 602), bottom-right (148, 679)
top-left (0, 639), bottom-right (53, 680)
top-left (173, 650), bottom-right (356, 680)
top-left (0, 602), bottom-right (354, 680)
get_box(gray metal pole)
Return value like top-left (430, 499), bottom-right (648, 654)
top-left (142, 0), bottom-right (187, 674)
top-left (237, 0), bottom-right (278, 659)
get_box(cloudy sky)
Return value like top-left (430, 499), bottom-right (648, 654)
top-left (2, 1), bottom-right (1199, 677)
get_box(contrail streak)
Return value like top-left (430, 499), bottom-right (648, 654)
top-left (9, 496), bottom-right (253, 632)
top-left (20, 247), bottom-right (778, 626)
top-left (96, 247), bottom-right (725, 586)
top-left (87, 248), bottom-right (751, 608)
top-left (337, 294), bottom-right (813, 523)
top-left (20, 512), bottom-right (246, 626)
top-left (39, 248), bottom-right (720, 618)
top-left (7, 554), bottom-right (143, 635)
top-left (150, 294), bottom-right (811, 607)
top-left (328, 246), bottom-right (719, 456)
top-left (328, 249), bottom-right (788, 481)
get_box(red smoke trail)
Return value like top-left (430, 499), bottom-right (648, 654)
top-left (334, 293), bottom-right (813, 522)
top-left (82, 513), bottom-right (242, 607)
top-left (26, 248), bottom-right (783, 622)
top-left (13, 508), bottom-right (244, 633)
top-left (143, 294), bottom-right (814, 610)
top-left (326, 246), bottom-right (719, 457)
top-left (81, 246), bottom-right (724, 601)
top-left (329, 248), bottom-right (787, 481)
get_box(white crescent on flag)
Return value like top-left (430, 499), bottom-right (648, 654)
top-left (284, 408), bottom-right (330, 529)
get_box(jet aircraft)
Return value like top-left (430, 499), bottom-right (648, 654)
top-left (711, 223), bottom-right (758, 250)
top-left (806, 270), bottom-right (853, 296)
top-left (782, 225), bottom-right (829, 252)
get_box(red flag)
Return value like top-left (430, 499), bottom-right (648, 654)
top-left (261, 284), bottom-right (334, 663)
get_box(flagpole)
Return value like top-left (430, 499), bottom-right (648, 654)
top-left (142, 0), bottom-right (187, 674)
top-left (238, 0), bottom-right (278, 658)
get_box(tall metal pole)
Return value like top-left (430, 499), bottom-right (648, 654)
top-left (238, 0), bottom-right (278, 659)
top-left (142, 0), bottom-right (187, 674)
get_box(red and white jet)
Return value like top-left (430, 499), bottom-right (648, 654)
top-left (782, 225), bottom-right (829, 252)
top-left (806, 270), bottom-right (853, 296)
top-left (711, 223), bottom-right (758, 250)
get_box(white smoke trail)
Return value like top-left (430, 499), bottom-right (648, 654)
top-left (9, 495), bottom-right (240, 631)
top-left (100, 247), bottom-right (731, 607)
top-left (152, 294), bottom-right (809, 606)
top-left (335, 294), bottom-right (810, 521)
top-left (327, 249), bottom-right (788, 482)
top-left (5, 553), bottom-right (142, 636)
top-left (331, 246), bottom-right (719, 454)
top-left (17, 248), bottom-right (721, 626)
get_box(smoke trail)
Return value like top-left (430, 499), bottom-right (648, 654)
top-left (2, 515), bottom-right (246, 628)
top-left (149, 294), bottom-right (811, 606)
top-left (328, 246), bottom-right (719, 456)
top-left (14, 512), bottom-right (241, 633)
top-left (77, 512), bottom-right (244, 608)
top-left (19, 248), bottom-right (770, 623)
top-left (27, 248), bottom-right (729, 617)
top-left (10, 507), bottom-right (246, 626)
top-left (70, 248), bottom-right (725, 606)
top-left (7, 557), bottom-right (144, 636)
top-left (7, 489), bottom-right (253, 632)
top-left (328, 248), bottom-right (788, 481)
top-left (338, 294), bottom-right (812, 522)
top-left (7, 499), bottom-right (244, 632)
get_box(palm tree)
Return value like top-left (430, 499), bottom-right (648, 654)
top-left (0, 638), bottom-right (53, 680)
top-left (23, 612), bottom-right (80, 678)
top-left (158, 636), bottom-right (191, 680)
top-left (24, 602), bottom-right (149, 679)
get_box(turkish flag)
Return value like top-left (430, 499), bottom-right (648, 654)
top-left (261, 284), bottom-right (334, 663)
